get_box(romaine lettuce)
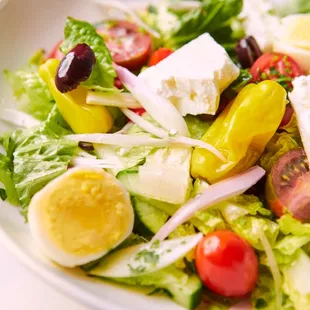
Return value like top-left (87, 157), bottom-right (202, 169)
top-left (4, 67), bottom-right (54, 121)
top-left (260, 132), bottom-right (299, 173)
top-left (141, 0), bottom-right (244, 54)
top-left (1, 106), bottom-right (78, 218)
top-left (60, 17), bottom-right (116, 91)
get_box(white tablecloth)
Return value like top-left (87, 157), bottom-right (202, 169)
top-left (0, 243), bottom-right (90, 310)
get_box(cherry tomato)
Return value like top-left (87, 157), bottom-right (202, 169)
top-left (131, 108), bottom-right (145, 116)
top-left (46, 40), bottom-right (64, 60)
top-left (148, 48), bottom-right (174, 67)
top-left (99, 21), bottom-right (152, 72)
top-left (195, 231), bottom-right (258, 297)
top-left (250, 53), bottom-right (303, 91)
top-left (279, 106), bottom-right (294, 129)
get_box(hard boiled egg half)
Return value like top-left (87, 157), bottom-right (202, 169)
top-left (273, 14), bottom-right (310, 72)
top-left (28, 167), bottom-right (134, 268)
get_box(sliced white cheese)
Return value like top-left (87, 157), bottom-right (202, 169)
top-left (139, 33), bottom-right (239, 116)
top-left (289, 76), bottom-right (310, 161)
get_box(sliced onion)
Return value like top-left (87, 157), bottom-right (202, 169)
top-left (71, 157), bottom-right (120, 169)
top-left (170, 136), bottom-right (226, 162)
top-left (87, 92), bottom-right (141, 109)
top-left (0, 109), bottom-right (40, 128)
top-left (228, 300), bottom-right (252, 310)
top-left (114, 64), bottom-right (190, 137)
top-left (258, 230), bottom-right (282, 310)
top-left (121, 108), bottom-right (168, 138)
top-left (115, 122), bottom-right (134, 134)
top-left (66, 134), bottom-right (170, 148)
top-left (75, 150), bottom-right (97, 159)
top-left (66, 133), bottom-right (225, 160)
top-left (152, 166), bottom-right (266, 241)
top-left (93, 0), bottom-right (160, 38)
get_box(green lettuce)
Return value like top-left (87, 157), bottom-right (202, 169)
top-left (278, 214), bottom-right (310, 236)
top-left (184, 115), bottom-right (211, 140)
top-left (4, 50), bottom-right (54, 121)
top-left (220, 195), bottom-right (277, 250)
top-left (260, 132), bottom-right (299, 173)
top-left (282, 250), bottom-right (310, 310)
top-left (0, 153), bottom-right (19, 205)
top-left (1, 106), bottom-right (78, 218)
top-left (252, 266), bottom-right (294, 310)
top-left (60, 17), bottom-right (116, 91)
top-left (147, 0), bottom-right (244, 53)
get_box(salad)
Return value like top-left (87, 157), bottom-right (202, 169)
top-left (1, 0), bottom-right (310, 309)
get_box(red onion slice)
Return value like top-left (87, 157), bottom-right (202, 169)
top-left (152, 166), bottom-right (266, 241)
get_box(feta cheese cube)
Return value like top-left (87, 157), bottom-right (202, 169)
top-left (139, 33), bottom-right (239, 116)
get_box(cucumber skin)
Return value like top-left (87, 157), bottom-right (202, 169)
top-left (132, 196), bottom-right (169, 237)
top-left (90, 267), bottom-right (203, 310)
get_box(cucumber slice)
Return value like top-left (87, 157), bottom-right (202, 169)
top-left (89, 233), bottom-right (203, 278)
top-left (92, 264), bottom-right (202, 310)
top-left (132, 197), bottom-right (169, 236)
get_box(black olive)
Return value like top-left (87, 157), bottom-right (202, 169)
top-left (78, 141), bottom-right (95, 152)
top-left (55, 43), bottom-right (96, 93)
top-left (235, 36), bottom-right (263, 69)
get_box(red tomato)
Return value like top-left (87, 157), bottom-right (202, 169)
top-left (131, 108), bottom-right (145, 116)
top-left (46, 40), bottom-right (64, 60)
top-left (195, 231), bottom-right (258, 297)
top-left (279, 106), bottom-right (294, 128)
top-left (99, 21), bottom-right (152, 72)
top-left (148, 48), bottom-right (174, 67)
top-left (250, 53), bottom-right (303, 91)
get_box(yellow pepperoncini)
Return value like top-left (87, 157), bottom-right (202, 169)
top-left (39, 59), bottom-right (113, 134)
top-left (191, 80), bottom-right (287, 183)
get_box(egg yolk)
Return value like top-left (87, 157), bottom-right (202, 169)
top-left (38, 169), bottom-right (132, 256)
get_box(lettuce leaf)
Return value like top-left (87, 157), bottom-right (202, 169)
top-left (4, 65), bottom-right (54, 121)
top-left (184, 115), bottom-right (211, 140)
top-left (220, 195), bottom-right (277, 250)
top-left (0, 154), bottom-right (19, 205)
top-left (60, 17), bottom-right (116, 91)
top-left (161, 0), bottom-right (244, 52)
top-left (252, 266), bottom-right (294, 310)
top-left (1, 106), bottom-right (78, 218)
top-left (259, 132), bottom-right (299, 173)
top-left (278, 214), bottom-right (310, 237)
top-left (282, 250), bottom-right (310, 310)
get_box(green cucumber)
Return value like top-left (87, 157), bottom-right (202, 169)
top-left (132, 197), bottom-right (169, 236)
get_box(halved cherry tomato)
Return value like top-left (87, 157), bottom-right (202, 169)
top-left (195, 231), bottom-right (258, 297)
top-left (148, 48), bottom-right (174, 67)
top-left (46, 40), bottom-right (64, 60)
top-left (250, 53), bottom-right (303, 91)
top-left (99, 21), bottom-right (152, 72)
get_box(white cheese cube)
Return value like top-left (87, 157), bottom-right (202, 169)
top-left (139, 33), bottom-right (239, 116)
top-left (289, 76), bottom-right (310, 161)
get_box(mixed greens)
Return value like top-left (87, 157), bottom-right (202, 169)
top-left (1, 0), bottom-right (310, 309)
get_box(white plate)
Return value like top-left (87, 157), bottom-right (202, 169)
top-left (0, 0), bottom-right (197, 309)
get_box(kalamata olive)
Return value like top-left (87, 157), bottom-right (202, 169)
top-left (235, 36), bottom-right (263, 69)
top-left (78, 141), bottom-right (95, 151)
top-left (55, 43), bottom-right (96, 93)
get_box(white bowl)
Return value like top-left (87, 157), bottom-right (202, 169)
top-left (0, 1), bottom-right (195, 309)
